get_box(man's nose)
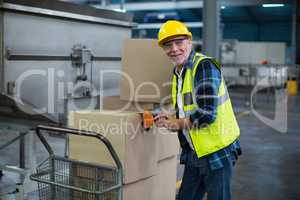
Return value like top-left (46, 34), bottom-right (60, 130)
top-left (169, 42), bottom-right (179, 51)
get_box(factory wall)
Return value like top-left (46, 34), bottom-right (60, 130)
top-left (223, 22), bottom-right (293, 43)
top-left (134, 22), bottom-right (297, 45)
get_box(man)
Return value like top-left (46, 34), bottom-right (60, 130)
top-left (155, 20), bottom-right (242, 200)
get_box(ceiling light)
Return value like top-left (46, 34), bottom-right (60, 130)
top-left (113, 8), bottom-right (126, 13)
top-left (262, 4), bottom-right (284, 8)
top-left (157, 14), bottom-right (165, 19)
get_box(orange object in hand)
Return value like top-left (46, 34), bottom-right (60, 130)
top-left (143, 110), bottom-right (154, 129)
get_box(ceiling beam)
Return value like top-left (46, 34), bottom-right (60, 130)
top-left (97, 1), bottom-right (202, 11)
top-left (221, 0), bottom-right (293, 7)
top-left (134, 22), bottom-right (203, 29)
top-left (98, 0), bottom-right (293, 11)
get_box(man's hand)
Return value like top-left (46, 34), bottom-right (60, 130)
top-left (154, 113), bottom-right (169, 128)
top-left (154, 113), bottom-right (192, 131)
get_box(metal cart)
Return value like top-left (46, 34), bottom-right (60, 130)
top-left (30, 125), bottom-right (123, 200)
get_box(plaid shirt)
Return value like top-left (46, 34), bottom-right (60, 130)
top-left (174, 51), bottom-right (242, 170)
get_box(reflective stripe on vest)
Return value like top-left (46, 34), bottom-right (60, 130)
top-left (172, 53), bottom-right (240, 158)
top-left (181, 83), bottom-right (229, 106)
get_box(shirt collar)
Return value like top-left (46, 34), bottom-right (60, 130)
top-left (186, 50), bottom-right (196, 68)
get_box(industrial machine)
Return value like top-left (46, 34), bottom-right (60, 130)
top-left (0, 0), bottom-right (133, 199)
top-left (220, 40), bottom-right (300, 88)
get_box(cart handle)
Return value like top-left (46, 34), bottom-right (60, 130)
top-left (35, 125), bottom-right (123, 173)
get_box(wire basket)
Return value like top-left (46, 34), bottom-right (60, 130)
top-left (30, 125), bottom-right (123, 200)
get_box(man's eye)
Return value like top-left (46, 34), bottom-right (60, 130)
top-left (175, 40), bottom-right (184, 45)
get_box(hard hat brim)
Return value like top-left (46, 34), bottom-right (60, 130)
top-left (158, 34), bottom-right (192, 47)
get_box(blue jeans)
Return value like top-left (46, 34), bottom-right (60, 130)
top-left (178, 150), bottom-right (233, 200)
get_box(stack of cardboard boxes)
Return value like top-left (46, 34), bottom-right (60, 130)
top-left (68, 39), bottom-right (179, 199)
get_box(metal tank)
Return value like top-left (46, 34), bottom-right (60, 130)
top-left (0, 2), bottom-right (133, 196)
top-left (0, 0), bottom-right (134, 124)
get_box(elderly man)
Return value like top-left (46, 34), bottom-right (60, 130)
top-left (155, 20), bottom-right (242, 200)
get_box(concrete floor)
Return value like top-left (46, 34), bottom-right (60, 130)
top-left (232, 92), bottom-right (300, 200)
top-left (0, 131), bottom-right (65, 200)
top-left (1, 89), bottom-right (300, 200)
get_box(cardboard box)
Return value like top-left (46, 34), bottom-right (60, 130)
top-left (123, 176), bottom-right (155, 200)
top-left (70, 156), bottom-right (178, 200)
top-left (68, 110), bottom-right (158, 184)
top-left (101, 96), bottom-right (179, 159)
top-left (100, 95), bottom-right (156, 112)
top-left (123, 156), bottom-right (177, 200)
top-left (101, 96), bottom-right (180, 161)
top-left (155, 127), bottom-right (180, 161)
top-left (154, 156), bottom-right (178, 200)
top-left (120, 39), bottom-right (173, 103)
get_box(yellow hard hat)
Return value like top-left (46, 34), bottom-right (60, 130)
top-left (157, 20), bottom-right (192, 46)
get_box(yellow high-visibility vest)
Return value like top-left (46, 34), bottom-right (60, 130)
top-left (172, 53), bottom-right (240, 158)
